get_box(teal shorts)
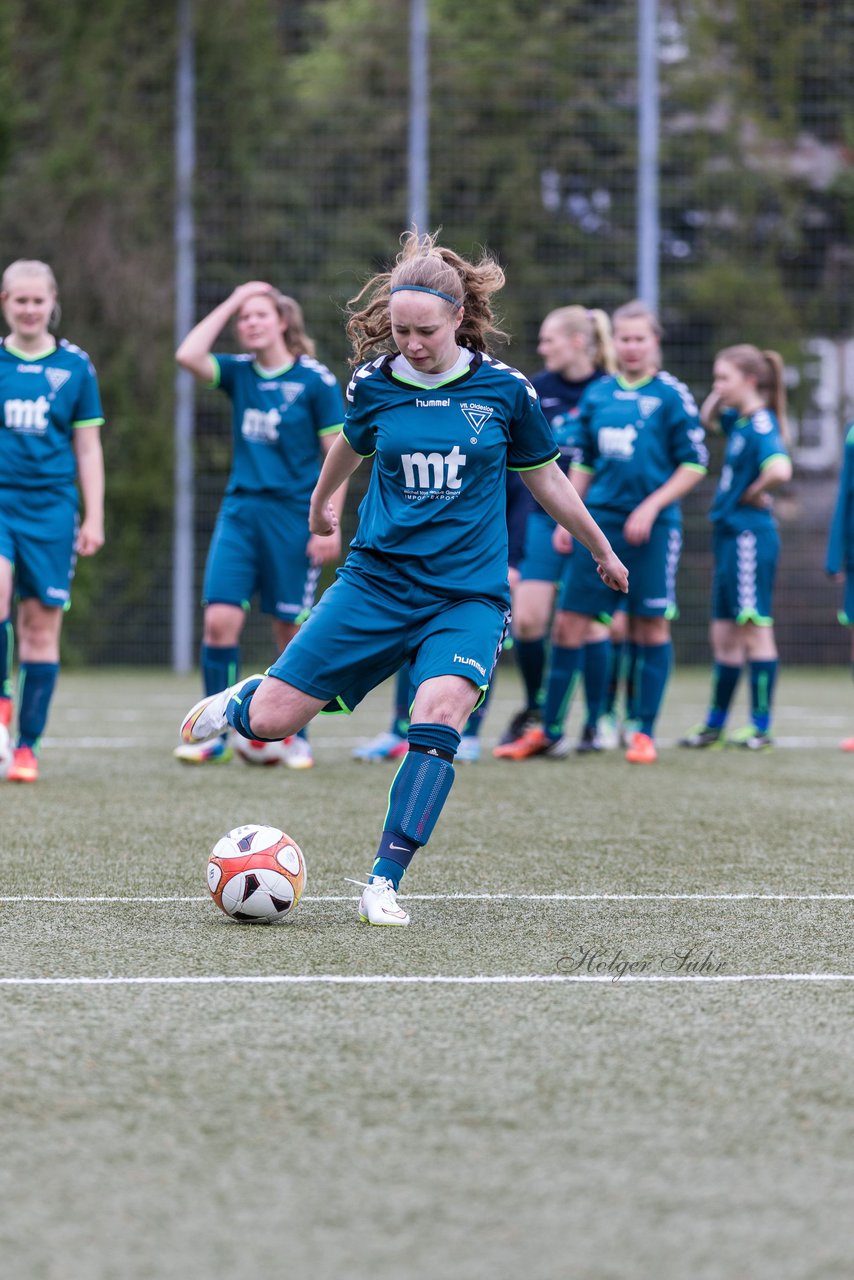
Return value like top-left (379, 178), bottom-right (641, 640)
top-left (0, 485), bottom-right (78, 607)
top-left (269, 550), bottom-right (510, 713)
top-left (712, 525), bottom-right (779, 624)
top-left (203, 493), bottom-right (320, 622)
top-left (518, 509), bottom-right (567, 584)
top-left (557, 511), bottom-right (682, 621)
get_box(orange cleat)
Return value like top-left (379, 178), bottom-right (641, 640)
top-left (492, 726), bottom-right (571, 760)
top-left (7, 745), bottom-right (39, 782)
top-left (840, 737), bottom-right (854, 753)
top-left (0, 698), bottom-right (12, 728)
top-left (625, 731), bottom-right (657, 764)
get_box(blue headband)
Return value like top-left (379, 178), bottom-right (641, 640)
top-left (390, 284), bottom-right (462, 307)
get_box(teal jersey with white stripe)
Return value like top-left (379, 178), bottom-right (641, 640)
top-left (212, 353), bottom-right (344, 505)
top-left (573, 371), bottom-right (707, 525)
top-left (343, 351), bottom-right (559, 604)
top-left (827, 422), bottom-right (854, 574)
top-left (0, 337), bottom-right (104, 490)
top-left (709, 407), bottom-right (789, 533)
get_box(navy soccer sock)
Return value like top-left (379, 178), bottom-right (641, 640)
top-left (17, 661), bottom-right (59, 750)
top-left (0, 616), bottom-right (12, 702)
top-left (706, 662), bottom-right (741, 730)
top-left (370, 722), bottom-right (461, 889)
top-left (224, 676), bottom-right (277, 741)
top-left (201, 643), bottom-right (240, 698)
top-left (634, 642), bottom-right (672, 738)
top-left (514, 638), bottom-right (546, 713)
top-left (749, 659), bottom-right (778, 733)
top-left (541, 645), bottom-right (584, 740)
top-left (582, 638), bottom-right (611, 731)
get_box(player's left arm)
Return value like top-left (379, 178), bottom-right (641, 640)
top-left (73, 425), bottom-right (105, 556)
top-left (522, 461), bottom-right (628, 592)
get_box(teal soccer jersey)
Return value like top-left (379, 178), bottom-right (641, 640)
top-left (342, 351), bottom-right (559, 604)
top-left (0, 338), bottom-right (104, 490)
top-left (212, 353), bottom-right (344, 504)
top-left (709, 407), bottom-right (789, 533)
top-left (827, 422), bottom-right (854, 575)
top-left (573, 372), bottom-right (707, 524)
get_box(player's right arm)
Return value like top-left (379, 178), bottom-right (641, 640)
top-left (175, 281), bottom-right (272, 382)
top-left (308, 432), bottom-right (366, 536)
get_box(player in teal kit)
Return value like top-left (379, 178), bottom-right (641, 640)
top-left (498, 299), bottom-right (707, 765)
top-left (827, 421), bottom-right (854, 751)
top-left (173, 282), bottom-right (345, 770)
top-left (178, 232), bottom-right (628, 926)
top-left (0, 259), bottom-right (105, 783)
top-left (680, 345), bottom-right (792, 750)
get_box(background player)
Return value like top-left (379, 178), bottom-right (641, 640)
top-left (826, 419), bottom-right (854, 750)
top-left (178, 230), bottom-right (628, 926)
top-left (497, 299), bottom-right (707, 765)
top-left (173, 281), bottom-right (346, 770)
top-left (0, 258), bottom-right (105, 783)
top-left (496, 304), bottom-right (618, 754)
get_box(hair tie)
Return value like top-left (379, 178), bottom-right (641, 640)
top-left (390, 284), bottom-right (462, 307)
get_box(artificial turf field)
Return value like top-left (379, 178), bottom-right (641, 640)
top-left (1, 666), bottom-right (852, 1280)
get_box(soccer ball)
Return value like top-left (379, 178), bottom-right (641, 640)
top-left (234, 736), bottom-right (285, 766)
top-left (207, 824), bottom-right (307, 923)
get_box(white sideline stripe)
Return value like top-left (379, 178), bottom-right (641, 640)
top-left (0, 973), bottom-right (851, 988)
top-left (37, 734), bottom-right (851, 750)
top-left (2, 893), bottom-right (853, 904)
top-left (1, 893), bottom-right (853, 904)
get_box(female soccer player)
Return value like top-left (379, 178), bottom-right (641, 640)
top-left (496, 299), bottom-right (707, 764)
top-left (827, 420), bottom-right (854, 750)
top-left (495, 304), bottom-right (617, 755)
top-left (680, 345), bottom-right (792, 750)
top-left (173, 281), bottom-right (346, 770)
top-left (0, 259), bottom-right (105, 783)
top-left (179, 231), bottom-right (628, 925)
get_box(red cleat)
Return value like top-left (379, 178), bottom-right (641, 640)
top-left (625, 731), bottom-right (657, 764)
top-left (7, 745), bottom-right (38, 782)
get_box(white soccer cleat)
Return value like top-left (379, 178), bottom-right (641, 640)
top-left (180, 675), bottom-right (265, 744)
top-left (280, 735), bottom-right (314, 770)
top-left (347, 876), bottom-right (410, 927)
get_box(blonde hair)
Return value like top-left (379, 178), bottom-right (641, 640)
top-left (612, 298), bottom-right (662, 340)
top-left (240, 288), bottom-right (315, 359)
top-left (346, 229), bottom-right (508, 365)
top-left (543, 305), bottom-right (616, 374)
top-left (2, 258), bottom-right (60, 328)
top-left (717, 343), bottom-right (789, 444)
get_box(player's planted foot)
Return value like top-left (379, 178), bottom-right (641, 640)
top-left (625, 731), bottom-right (657, 764)
top-left (180, 675), bottom-right (265, 744)
top-left (173, 736), bottom-right (234, 765)
top-left (493, 726), bottom-right (571, 760)
top-left (576, 723), bottom-right (603, 754)
top-left (7, 745), bottom-right (38, 782)
top-left (456, 735), bottom-right (481, 763)
top-left (679, 724), bottom-right (724, 748)
top-left (728, 726), bottom-right (773, 751)
top-left (348, 876), bottom-right (410, 926)
top-left (497, 707), bottom-right (540, 747)
top-left (281, 736), bottom-right (314, 770)
top-left (351, 730), bottom-right (408, 762)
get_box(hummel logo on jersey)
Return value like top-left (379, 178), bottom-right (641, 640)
top-left (460, 402), bottom-right (494, 434)
top-left (415, 397), bottom-right (450, 408)
top-left (4, 396), bottom-right (49, 433)
top-left (638, 396), bottom-right (661, 418)
top-left (45, 367), bottom-right (72, 394)
top-left (401, 445), bottom-right (467, 493)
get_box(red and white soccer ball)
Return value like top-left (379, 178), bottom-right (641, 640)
top-left (207, 824), bottom-right (307, 923)
top-left (234, 737), bottom-right (285, 766)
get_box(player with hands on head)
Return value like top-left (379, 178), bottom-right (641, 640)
top-left (173, 280), bottom-right (346, 771)
top-left (680, 344), bottom-right (792, 751)
top-left (496, 298), bottom-right (707, 765)
top-left (178, 230), bottom-right (627, 926)
top-left (0, 259), bottom-right (105, 783)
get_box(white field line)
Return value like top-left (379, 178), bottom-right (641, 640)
top-left (0, 973), bottom-right (852, 988)
top-left (1, 893), bottom-right (853, 904)
top-left (38, 734), bottom-right (851, 750)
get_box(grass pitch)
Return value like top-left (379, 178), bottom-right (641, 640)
top-left (1, 666), bottom-right (853, 1279)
